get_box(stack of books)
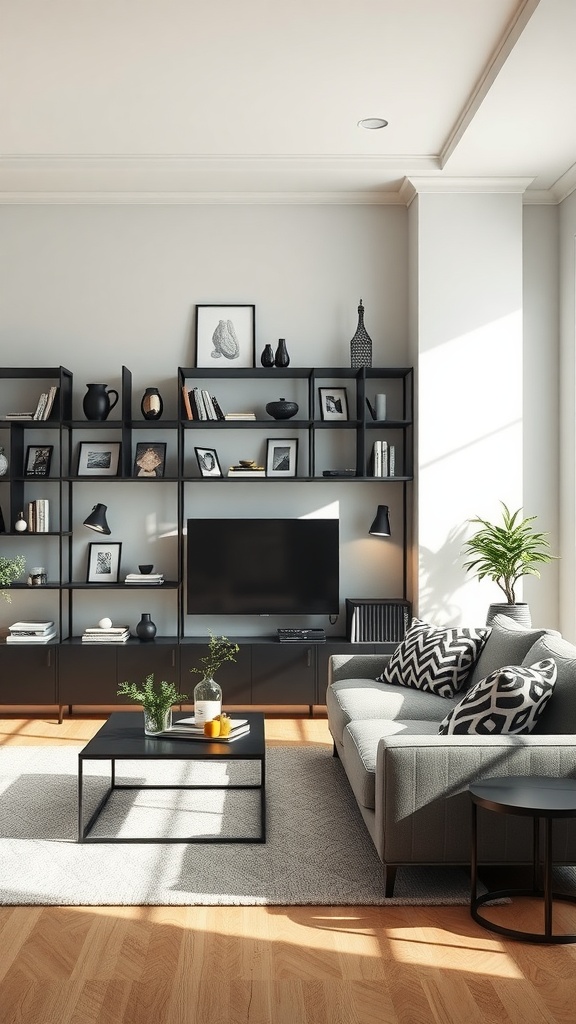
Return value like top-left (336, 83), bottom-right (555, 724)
top-left (7, 621), bottom-right (57, 643)
top-left (181, 386), bottom-right (225, 421)
top-left (25, 499), bottom-right (50, 533)
top-left (81, 625), bottom-right (130, 643)
top-left (227, 465), bottom-right (265, 477)
top-left (124, 572), bottom-right (165, 585)
top-left (161, 717), bottom-right (251, 742)
top-left (370, 440), bottom-right (396, 477)
top-left (224, 412), bottom-right (256, 421)
top-left (2, 387), bottom-right (59, 422)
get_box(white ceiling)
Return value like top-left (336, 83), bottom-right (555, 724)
top-left (1, 0), bottom-right (575, 203)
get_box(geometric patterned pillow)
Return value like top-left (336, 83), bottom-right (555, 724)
top-left (438, 658), bottom-right (557, 735)
top-left (377, 618), bottom-right (491, 698)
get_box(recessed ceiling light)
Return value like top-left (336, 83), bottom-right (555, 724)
top-left (357, 117), bottom-right (388, 130)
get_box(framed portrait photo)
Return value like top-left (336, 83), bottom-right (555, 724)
top-left (77, 441), bottom-right (121, 477)
top-left (86, 541), bottom-right (122, 584)
top-left (318, 387), bottom-right (349, 421)
top-left (266, 438), bottom-right (298, 478)
top-left (195, 304), bottom-right (256, 368)
top-left (25, 445), bottom-right (53, 477)
top-left (133, 442), bottom-right (166, 478)
top-left (195, 446), bottom-right (222, 478)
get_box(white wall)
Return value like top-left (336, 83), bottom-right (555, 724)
top-left (558, 190), bottom-right (576, 640)
top-left (0, 203), bottom-right (409, 635)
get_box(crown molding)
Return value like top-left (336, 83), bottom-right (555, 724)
top-left (401, 176), bottom-right (534, 206)
top-left (0, 190), bottom-right (407, 206)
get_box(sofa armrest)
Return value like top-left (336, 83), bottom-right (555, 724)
top-left (373, 733), bottom-right (576, 864)
top-left (329, 653), bottom-right (391, 685)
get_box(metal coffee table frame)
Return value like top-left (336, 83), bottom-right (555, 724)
top-left (470, 775), bottom-right (576, 944)
top-left (78, 710), bottom-right (266, 844)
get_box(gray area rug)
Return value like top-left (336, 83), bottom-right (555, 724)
top-left (1, 743), bottom-right (478, 907)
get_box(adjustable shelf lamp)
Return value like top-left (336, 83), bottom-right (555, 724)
top-left (83, 503), bottom-right (111, 535)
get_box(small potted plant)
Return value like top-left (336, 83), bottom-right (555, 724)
top-left (0, 554), bottom-right (26, 601)
top-left (190, 633), bottom-right (239, 726)
top-left (117, 673), bottom-right (187, 735)
top-left (462, 502), bottom-right (554, 625)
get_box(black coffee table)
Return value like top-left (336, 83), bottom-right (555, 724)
top-left (469, 775), bottom-right (576, 944)
top-left (78, 710), bottom-right (266, 844)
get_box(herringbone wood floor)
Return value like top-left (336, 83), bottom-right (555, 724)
top-left (1, 711), bottom-right (576, 1024)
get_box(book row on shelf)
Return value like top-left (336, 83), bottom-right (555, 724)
top-left (19, 498), bottom-right (50, 533)
top-left (181, 385), bottom-right (257, 422)
top-left (3, 386), bottom-right (59, 422)
top-left (370, 441), bottom-right (396, 477)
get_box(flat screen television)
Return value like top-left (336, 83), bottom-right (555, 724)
top-left (187, 518), bottom-right (339, 615)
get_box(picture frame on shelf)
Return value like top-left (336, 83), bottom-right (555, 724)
top-left (77, 441), bottom-right (121, 477)
top-left (133, 442), bottom-right (166, 478)
top-left (266, 437), bottom-right (298, 478)
top-left (195, 304), bottom-right (256, 368)
top-left (195, 446), bottom-right (222, 478)
top-left (86, 541), bottom-right (122, 584)
top-left (318, 387), bottom-right (349, 421)
top-left (25, 445), bottom-right (53, 477)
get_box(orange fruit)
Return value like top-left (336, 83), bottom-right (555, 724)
top-left (203, 720), bottom-right (221, 737)
top-left (219, 717), bottom-right (232, 737)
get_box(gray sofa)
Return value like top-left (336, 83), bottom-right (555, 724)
top-left (327, 615), bottom-right (576, 896)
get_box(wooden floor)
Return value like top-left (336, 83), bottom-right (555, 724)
top-left (1, 712), bottom-right (576, 1024)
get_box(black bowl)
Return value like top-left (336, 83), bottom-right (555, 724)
top-left (266, 399), bottom-right (299, 420)
top-left (139, 564), bottom-right (154, 575)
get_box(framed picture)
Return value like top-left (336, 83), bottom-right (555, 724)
top-left (195, 304), bottom-right (255, 368)
top-left (86, 541), bottom-right (122, 584)
top-left (133, 442), bottom-right (166, 478)
top-left (77, 441), bottom-right (121, 477)
top-left (318, 387), bottom-right (349, 421)
top-left (266, 438), bottom-right (298, 478)
top-left (25, 445), bottom-right (53, 477)
top-left (194, 446), bottom-right (222, 478)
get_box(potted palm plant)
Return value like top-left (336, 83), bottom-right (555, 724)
top-left (117, 673), bottom-right (187, 735)
top-left (0, 554), bottom-right (26, 601)
top-left (462, 502), bottom-right (554, 626)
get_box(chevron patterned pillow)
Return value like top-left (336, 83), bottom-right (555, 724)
top-left (377, 618), bottom-right (490, 698)
top-left (438, 659), bottom-right (557, 735)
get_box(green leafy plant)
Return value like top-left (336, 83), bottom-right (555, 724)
top-left (0, 554), bottom-right (26, 602)
top-left (117, 673), bottom-right (186, 724)
top-left (462, 502), bottom-right (554, 604)
top-left (190, 633), bottom-right (239, 679)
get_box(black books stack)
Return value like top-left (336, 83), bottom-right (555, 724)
top-left (7, 620), bottom-right (57, 643)
top-left (81, 625), bottom-right (130, 643)
top-left (182, 386), bottom-right (226, 421)
top-left (124, 572), bottom-right (165, 585)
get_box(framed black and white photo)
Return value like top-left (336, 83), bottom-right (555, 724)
top-left (266, 438), bottom-right (298, 478)
top-left (133, 442), bottom-right (166, 478)
top-left (86, 541), bottom-right (122, 584)
top-left (318, 387), bottom-right (349, 421)
top-left (195, 304), bottom-right (256, 368)
top-left (25, 445), bottom-right (53, 477)
top-left (77, 441), bottom-right (121, 477)
top-left (195, 446), bottom-right (222, 478)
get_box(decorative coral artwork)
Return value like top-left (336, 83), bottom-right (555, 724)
top-left (195, 305), bottom-right (256, 368)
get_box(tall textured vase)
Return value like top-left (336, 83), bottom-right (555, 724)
top-left (141, 387), bottom-right (163, 420)
top-left (349, 300), bottom-right (373, 368)
top-left (274, 339), bottom-right (290, 367)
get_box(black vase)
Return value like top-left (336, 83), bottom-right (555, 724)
top-left (260, 344), bottom-right (275, 368)
top-left (275, 339), bottom-right (290, 367)
top-left (141, 387), bottom-right (163, 420)
top-left (136, 612), bottom-right (157, 641)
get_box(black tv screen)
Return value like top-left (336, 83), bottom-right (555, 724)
top-left (187, 518), bottom-right (339, 615)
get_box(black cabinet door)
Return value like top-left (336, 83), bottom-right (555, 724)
top-left (179, 644), bottom-right (252, 705)
top-left (251, 645), bottom-right (315, 705)
top-left (117, 644), bottom-right (180, 690)
top-left (0, 645), bottom-right (57, 703)
top-left (58, 646), bottom-right (118, 704)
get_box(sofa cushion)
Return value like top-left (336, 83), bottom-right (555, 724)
top-left (438, 659), bottom-right (557, 735)
top-left (343, 719), bottom-right (438, 809)
top-left (377, 618), bottom-right (490, 698)
top-left (523, 634), bottom-right (576, 734)
top-left (468, 614), bottom-right (554, 687)
top-left (327, 678), bottom-right (460, 744)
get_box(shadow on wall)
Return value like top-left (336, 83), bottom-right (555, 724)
top-left (418, 524), bottom-right (468, 625)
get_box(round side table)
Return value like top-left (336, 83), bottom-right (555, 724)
top-left (469, 775), bottom-right (576, 944)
